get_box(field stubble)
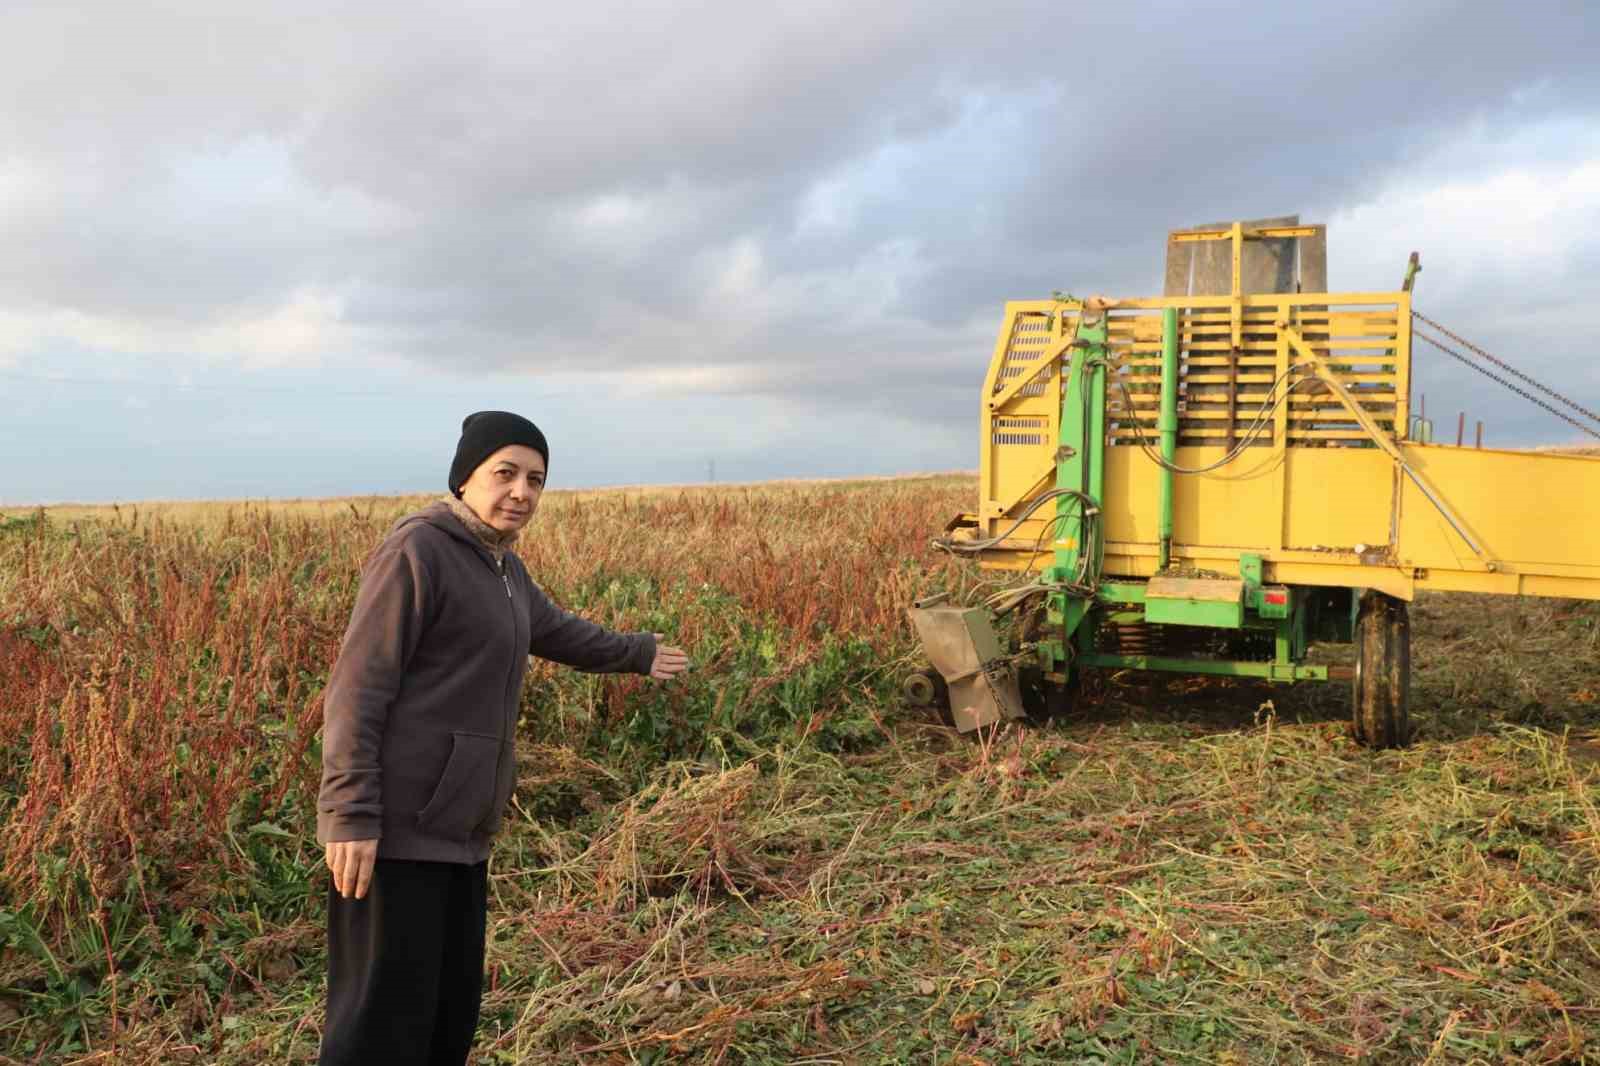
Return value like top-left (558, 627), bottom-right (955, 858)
top-left (1, 478), bottom-right (1597, 1064)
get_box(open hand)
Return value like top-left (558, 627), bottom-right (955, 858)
top-left (650, 634), bottom-right (690, 681)
top-left (325, 838), bottom-right (378, 900)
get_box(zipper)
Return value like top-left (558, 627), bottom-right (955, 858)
top-left (476, 551), bottom-right (519, 838)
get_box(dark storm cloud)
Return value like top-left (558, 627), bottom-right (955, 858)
top-left (2, 0), bottom-right (1598, 446)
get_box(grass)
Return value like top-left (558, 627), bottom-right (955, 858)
top-left (1, 477), bottom-right (1598, 1064)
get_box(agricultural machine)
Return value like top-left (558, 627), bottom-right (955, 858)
top-left (908, 217), bottom-right (1600, 747)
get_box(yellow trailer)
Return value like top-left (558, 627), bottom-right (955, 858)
top-left (909, 219), bottom-right (1600, 747)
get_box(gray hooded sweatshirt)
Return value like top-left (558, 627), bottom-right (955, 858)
top-left (316, 502), bottom-right (655, 864)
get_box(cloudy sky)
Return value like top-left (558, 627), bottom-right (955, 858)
top-left (3, 0), bottom-right (1598, 503)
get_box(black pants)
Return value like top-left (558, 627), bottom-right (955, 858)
top-left (320, 859), bottom-right (489, 1066)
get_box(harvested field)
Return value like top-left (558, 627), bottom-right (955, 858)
top-left (1, 477), bottom-right (1598, 1064)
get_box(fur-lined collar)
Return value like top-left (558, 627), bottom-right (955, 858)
top-left (442, 495), bottom-right (519, 562)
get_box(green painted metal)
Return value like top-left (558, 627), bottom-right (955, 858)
top-left (1043, 315), bottom-right (1110, 666)
top-left (1101, 609), bottom-right (1146, 625)
top-left (1052, 579), bottom-right (1330, 689)
top-left (1237, 552), bottom-right (1292, 619)
top-left (1079, 652), bottom-right (1328, 682)
top-left (1401, 250), bottom-right (1421, 293)
top-left (1258, 586), bottom-right (1292, 620)
top-left (1158, 307), bottom-right (1178, 570)
top-left (1145, 593), bottom-right (1244, 629)
top-left (1097, 581), bottom-right (1147, 605)
top-left (1024, 323), bottom-right (1336, 688)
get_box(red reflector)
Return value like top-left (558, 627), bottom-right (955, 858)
top-left (1264, 590), bottom-right (1288, 605)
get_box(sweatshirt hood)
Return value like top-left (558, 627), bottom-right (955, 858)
top-left (395, 501), bottom-right (510, 563)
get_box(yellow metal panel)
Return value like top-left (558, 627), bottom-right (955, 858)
top-left (981, 443), bottom-right (1600, 601)
top-left (1420, 571), bottom-right (1600, 599)
top-left (988, 336), bottom-right (1073, 410)
top-left (1181, 339), bottom-right (1399, 352)
top-left (1393, 290), bottom-right (1412, 438)
top-left (1118, 407), bottom-right (1379, 420)
top-left (971, 273), bottom-right (1595, 603)
top-left (1173, 356), bottom-right (1292, 366)
top-left (1034, 293), bottom-right (1410, 312)
top-left (1100, 445), bottom-right (1395, 552)
top-left (983, 545), bottom-right (1419, 601)
top-left (978, 307), bottom-right (1024, 521)
top-left (1281, 449), bottom-right (1396, 549)
top-left (1100, 445), bottom-right (1163, 545)
top-left (1272, 319), bottom-right (1291, 548)
top-left (983, 304), bottom-right (1073, 529)
top-left (1283, 432), bottom-right (1395, 441)
top-left (1398, 446), bottom-right (1600, 573)
top-left (1169, 226), bottom-right (1322, 243)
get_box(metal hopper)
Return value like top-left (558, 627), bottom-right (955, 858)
top-left (905, 596), bottom-right (1025, 732)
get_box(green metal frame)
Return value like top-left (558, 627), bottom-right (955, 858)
top-left (1092, 578), bottom-right (1314, 681)
top-left (1144, 592), bottom-right (1243, 629)
top-left (1035, 310), bottom-right (1333, 689)
top-left (1042, 315), bottom-right (1109, 665)
top-left (1158, 308), bottom-right (1178, 569)
top-left (1077, 653), bottom-right (1328, 682)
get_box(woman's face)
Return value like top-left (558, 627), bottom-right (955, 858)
top-left (460, 444), bottom-right (546, 533)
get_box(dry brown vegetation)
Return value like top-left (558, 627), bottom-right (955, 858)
top-left (1, 477), bottom-right (1598, 1064)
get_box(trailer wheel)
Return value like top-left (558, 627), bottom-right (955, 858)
top-left (1352, 591), bottom-right (1410, 749)
top-left (904, 668), bottom-right (953, 727)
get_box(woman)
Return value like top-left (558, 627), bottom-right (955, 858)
top-left (315, 411), bottom-right (688, 1065)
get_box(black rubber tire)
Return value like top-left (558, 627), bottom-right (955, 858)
top-left (903, 670), bottom-right (938, 707)
top-left (1352, 591), bottom-right (1410, 749)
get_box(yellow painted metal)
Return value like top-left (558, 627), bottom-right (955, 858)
top-left (1283, 321), bottom-right (1494, 569)
top-left (972, 282), bottom-right (1600, 602)
top-left (1168, 225), bottom-right (1322, 244)
top-left (970, 442), bottom-right (1600, 601)
top-left (1231, 221), bottom-right (1243, 345)
top-left (980, 292), bottom-right (1412, 520)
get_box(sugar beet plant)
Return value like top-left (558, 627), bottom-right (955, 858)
top-left (5, 481), bottom-right (1596, 1064)
top-left (0, 479), bottom-right (975, 1059)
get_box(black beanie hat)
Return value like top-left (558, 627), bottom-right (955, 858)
top-left (449, 411), bottom-right (550, 496)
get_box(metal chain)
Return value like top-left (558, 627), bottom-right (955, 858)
top-left (1412, 324), bottom-right (1600, 442)
top-left (1413, 309), bottom-right (1600, 427)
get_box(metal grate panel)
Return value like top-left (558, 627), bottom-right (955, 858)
top-left (992, 415), bottom-right (1047, 446)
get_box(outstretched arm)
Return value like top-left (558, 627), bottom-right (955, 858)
top-left (527, 578), bottom-right (661, 673)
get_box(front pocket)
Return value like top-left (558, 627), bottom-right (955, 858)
top-left (416, 732), bottom-right (500, 842)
